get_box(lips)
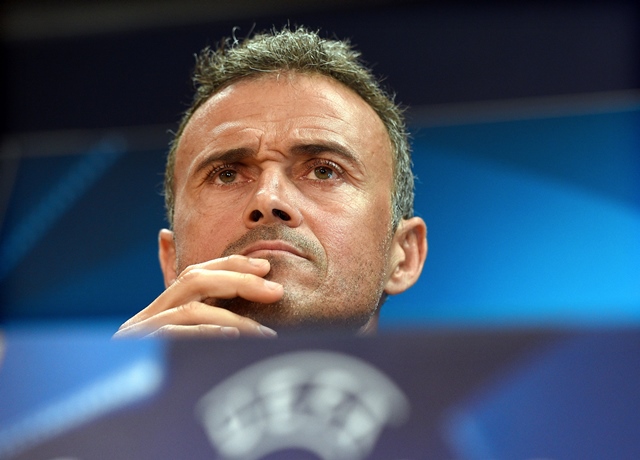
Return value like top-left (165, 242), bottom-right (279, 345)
top-left (241, 241), bottom-right (306, 259)
top-left (222, 226), bottom-right (321, 262)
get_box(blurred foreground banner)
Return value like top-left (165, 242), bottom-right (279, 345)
top-left (1, 326), bottom-right (639, 459)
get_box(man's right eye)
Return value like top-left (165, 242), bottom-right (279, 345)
top-left (204, 163), bottom-right (242, 185)
top-left (218, 169), bottom-right (237, 184)
top-left (202, 163), bottom-right (252, 187)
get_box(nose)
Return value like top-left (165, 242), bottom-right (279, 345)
top-left (243, 169), bottom-right (303, 228)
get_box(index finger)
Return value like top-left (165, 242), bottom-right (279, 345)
top-left (121, 259), bottom-right (283, 328)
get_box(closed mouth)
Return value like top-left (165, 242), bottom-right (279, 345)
top-left (241, 241), bottom-right (306, 259)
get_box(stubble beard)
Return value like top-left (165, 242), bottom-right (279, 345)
top-left (178, 224), bottom-right (392, 333)
top-left (217, 255), bottom-right (385, 333)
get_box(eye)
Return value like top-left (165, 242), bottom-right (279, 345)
top-left (204, 164), bottom-right (246, 186)
top-left (304, 159), bottom-right (343, 182)
top-left (218, 169), bottom-right (237, 183)
top-left (314, 165), bottom-right (334, 180)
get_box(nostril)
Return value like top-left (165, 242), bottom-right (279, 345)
top-left (272, 209), bottom-right (291, 221)
top-left (250, 210), bottom-right (263, 222)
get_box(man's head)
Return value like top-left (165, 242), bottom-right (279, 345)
top-left (165, 26), bottom-right (414, 230)
top-left (159, 26), bottom-right (427, 333)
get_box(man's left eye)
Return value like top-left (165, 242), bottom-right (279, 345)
top-left (313, 166), bottom-right (334, 180)
top-left (218, 169), bottom-right (237, 183)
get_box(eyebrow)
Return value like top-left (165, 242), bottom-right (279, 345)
top-left (193, 147), bottom-right (254, 177)
top-left (290, 142), bottom-right (360, 166)
top-left (192, 141), bottom-right (362, 177)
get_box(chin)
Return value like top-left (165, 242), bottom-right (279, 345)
top-left (215, 295), bottom-right (375, 335)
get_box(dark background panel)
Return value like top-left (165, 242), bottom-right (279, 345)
top-left (3, 1), bottom-right (639, 133)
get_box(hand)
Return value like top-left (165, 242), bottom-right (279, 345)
top-left (113, 255), bottom-right (283, 339)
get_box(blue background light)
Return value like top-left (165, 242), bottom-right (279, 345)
top-left (381, 109), bottom-right (640, 327)
top-left (2, 108), bottom-right (638, 328)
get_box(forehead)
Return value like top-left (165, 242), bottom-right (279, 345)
top-left (175, 72), bottom-right (393, 176)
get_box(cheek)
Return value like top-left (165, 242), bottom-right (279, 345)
top-left (312, 191), bottom-right (391, 259)
top-left (173, 196), bottom-right (244, 265)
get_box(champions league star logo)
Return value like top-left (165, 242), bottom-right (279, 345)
top-left (196, 351), bottom-right (410, 460)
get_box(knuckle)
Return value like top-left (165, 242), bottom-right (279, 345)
top-left (238, 272), bottom-right (253, 283)
top-left (152, 325), bottom-right (174, 338)
top-left (175, 301), bottom-right (200, 316)
top-left (195, 324), bottom-right (218, 335)
top-left (176, 266), bottom-right (202, 284)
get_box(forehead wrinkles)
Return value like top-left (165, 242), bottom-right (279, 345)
top-left (174, 72), bottom-right (394, 186)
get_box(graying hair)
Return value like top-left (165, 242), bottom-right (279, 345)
top-left (164, 26), bottom-right (414, 229)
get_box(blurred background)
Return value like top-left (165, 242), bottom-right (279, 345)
top-left (1, 0), bottom-right (639, 331)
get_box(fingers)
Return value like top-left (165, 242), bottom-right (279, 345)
top-left (116, 255), bottom-right (284, 340)
top-left (121, 255), bottom-right (283, 327)
top-left (168, 255), bottom-right (273, 285)
top-left (114, 301), bottom-right (278, 339)
top-left (143, 325), bottom-right (242, 339)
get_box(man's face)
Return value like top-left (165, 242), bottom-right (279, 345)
top-left (167, 72), bottom-right (399, 331)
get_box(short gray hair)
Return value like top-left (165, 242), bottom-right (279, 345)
top-left (164, 26), bottom-right (414, 229)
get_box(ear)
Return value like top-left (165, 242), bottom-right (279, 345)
top-left (384, 217), bottom-right (428, 295)
top-left (158, 229), bottom-right (178, 288)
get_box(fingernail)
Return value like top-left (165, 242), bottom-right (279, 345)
top-left (264, 280), bottom-right (281, 290)
top-left (249, 258), bottom-right (268, 267)
top-left (258, 325), bottom-right (278, 338)
top-left (220, 326), bottom-right (240, 338)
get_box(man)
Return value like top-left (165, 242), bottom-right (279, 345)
top-left (115, 26), bottom-right (427, 339)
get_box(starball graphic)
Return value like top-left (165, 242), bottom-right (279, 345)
top-left (196, 350), bottom-right (410, 460)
